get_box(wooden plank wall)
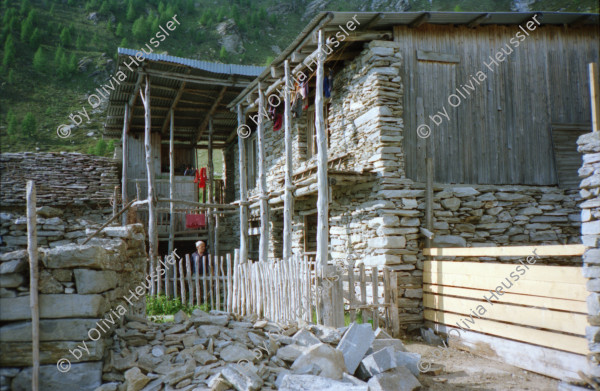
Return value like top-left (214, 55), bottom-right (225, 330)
top-left (423, 259), bottom-right (588, 381)
top-left (398, 24), bottom-right (599, 184)
top-left (126, 132), bottom-right (161, 193)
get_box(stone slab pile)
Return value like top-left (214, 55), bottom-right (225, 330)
top-left (0, 152), bottom-right (119, 207)
top-left (94, 314), bottom-right (423, 391)
top-left (578, 131), bottom-right (600, 381)
top-left (0, 224), bottom-right (147, 391)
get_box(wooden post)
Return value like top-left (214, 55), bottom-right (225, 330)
top-left (590, 63), bottom-right (599, 132)
top-left (425, 157), bottom-right (433, 248)
top-left (283, 60), bottom-right (293, 261)
top-left (237, 105), bottom-right (249, 264)
top-left (169, 109), bottom-right (175, 255)
top-left (112, 186), bottom-right (118, 220)
top-left (315, 30), bottom-right (328, 273)
top-left (257, 83), bottom-right (269, 262)
top-left (121, 103), bottom-right (130, 226)
top-left (371, 267), bottom-right (379, 330)
top-left (208, 116), bottom-right (215, 256)
top-left (140, 76), bottom-right (156, 296)
top-left (26, 181), bottom-right (39, 391)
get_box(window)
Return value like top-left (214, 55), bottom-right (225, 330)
top-left (246, 133), bottom-right (258, 189)
top-left (305, 103), bottom-right (330, 159)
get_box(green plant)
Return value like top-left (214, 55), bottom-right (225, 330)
top-left (146, 294), bottom-right (207, 316)
top-left (21, 112), bottom-right (36, 137)
top-left (32, 46), bottom-right (45, 73)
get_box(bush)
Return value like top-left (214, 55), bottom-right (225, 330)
top-left (6, 110), bottom-right (18, 135)
top-left (146, 295), bottom-right (204, 316)
top-left (32, 46), bottom-right (45, 73)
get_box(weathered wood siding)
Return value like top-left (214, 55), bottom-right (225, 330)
top-left (126, 132), bottom-right (161, 182)
top-left (398, 24), bottom-right (599, 184)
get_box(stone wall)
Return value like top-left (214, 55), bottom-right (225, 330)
top-left (578, 131), bottom-right (600, 381)
top-left (0, 223), bottom-right (147, 391)
top-left (0, 152), bottom-right (119, 207)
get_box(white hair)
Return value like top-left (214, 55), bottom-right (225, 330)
top-left (195, 240), bottom-right (205, 248)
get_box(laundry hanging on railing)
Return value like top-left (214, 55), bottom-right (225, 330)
top-left (185, 213), bottom-right (206, 228)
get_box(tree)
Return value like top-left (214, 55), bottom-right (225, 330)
top-left (21, 112), bottom-right (36, 137)
top-left (29, 27), bottom-right (42, 47)
top-left (59, 26), bottom-right (71, 47)
top-left (7, 68), bottom-right (16, 84)
top-left (76, 35), bottom-right (85, 50)
top-left (126, 0), bottom-right (136, 21)
top-left (219, 46), bottom-right (227, 61)
top-left (6, 110), bottom-right (18, 135)
top-left (2, 34), bottom-right (15, 68)
top-left (57, 53), bottom-right (70, 79)
top-left (33, 46), bottom-right (45, 73)
top-left (132, 16), bottom-right (148, 41)
top-left (21, 10), bottom-right (34, 41)
top-left (115, 22), bottom-right (124, 37)
top-left (68, 52), bottom-right (77, 73)
top-left (119, 37), bottom-right (128, 48)
top-left (94, 139), bottom-right (107, 155)
top-left (54, 46), bottom-right (64, 66)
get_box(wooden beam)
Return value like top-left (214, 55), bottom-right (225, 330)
top-left (121, 103), bottom-right (130, 226)
top-left (161, 79), bottom-right (187, 135)
top-left (194, 86), bottom-right (227, 145)
top-left (257, 83), bottom-right (269, 262)
top-left (168, 109), bottom-right (175, 255)
top-left (409, 12), bottom-right (430, 28)
top-left (590, 62), bottom-right (599, 132)
top-left (140, 75), bottom-right (157, 296)
top-left (283, 60), bottom-right (293, 261)
top-left (315, 30), bottom-right (328, 275)
top-left (271, 66), bottom-right (283, 78)
top-left (238, 104), bottom-right (249, 264)
top-left (290, 52), bottom-right (307, 63)
top-left (365, 13), bottom-right (384, 29)
top-left (424, 244), bottom-right (586, 257)
top-left (467, 13), bottom-right (490, 28)
top-left (131, 68), bottom-right (252, 88)
top-left (26, 181), bottom-right (39, 391)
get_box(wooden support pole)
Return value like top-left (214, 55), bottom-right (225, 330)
top-left (169, 109), bottom-right (175, 255)
top-left (237, 104), bottom-right (249, 264)
top-left (315, 30), bottom-right (328, 273)
top-left (121, 103), bottom-right (130, 226)
top-left (208, 116), bottom-right (215, 256)
top-left (26, 181), bottom-right (39, 391)
top-left (590, 63), bottom-right (599, 132)
top-left (283, 60), bottom-right (293, 261)
top-left (257, 83), bottom-right (269, 262)
top-left (141, 76), bottom-right (157, 296)
top-left (112, 186), bottom-right (118, 220)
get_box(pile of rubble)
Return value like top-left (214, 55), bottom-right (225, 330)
top-left (98, 310), bottom-right (423, 391)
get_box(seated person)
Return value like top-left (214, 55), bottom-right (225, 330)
top-left (191, 240), bottom-right (209, 274)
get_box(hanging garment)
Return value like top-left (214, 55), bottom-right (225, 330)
top-left (194, 167), bottom-right (207, 189)
top-left (302, 82), bottom-right (309, 110)
top-left (268, 103), bottom-right (277, 120)
top-left (292, 97), bottom-right (303, 118)
top-left (185, 213), bottom-right (206, 228)
top-left (324, 75), bottom-right (332, 98)
top-left (273, 114), bottom-right (283, 131)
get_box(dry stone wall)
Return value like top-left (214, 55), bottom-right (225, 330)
top-left (0, 223), bottom-right (147, 391)
top-left (0, 152), bottom-right (119, 207)
top-left (578, 131), bottom-right (600, 380)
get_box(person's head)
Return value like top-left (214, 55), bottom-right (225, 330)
top-left (195, 240), bottom-right (206, 253)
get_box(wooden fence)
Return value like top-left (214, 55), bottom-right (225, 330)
top-left (423, 244), bottom-right (587, 381)
top-left (149, 253), bottom-right (232, 312)
top-left (147, 252), bottom-right (400, 336)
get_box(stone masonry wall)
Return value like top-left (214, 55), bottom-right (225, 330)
top-left (0, 223), bottom-right (147, 391)
top-left (0, 152), bottom-right (119, 207)
top-left (578, 131), bottom-right (600, 381)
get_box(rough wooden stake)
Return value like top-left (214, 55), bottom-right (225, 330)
top-left (283, 60), bottom-right (293, 261)
top-left (590, 63), bottom-right (599, 132)
top-left (121, 103), bottom-right (130, 226)
top-left (237, 105), bottom-right (249, 264)
top-left (26, 181), bottom-right (39, 391)
top-left (208, 116), bottom-right (215, 256)
top-left (257, 84), bottom-right (269, 262)
top-left (169, 109), bottom-right (175, 255)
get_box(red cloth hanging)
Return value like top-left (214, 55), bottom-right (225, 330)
top-left (186, 213), bottom-right (206, 228)
top-left (194, 167), bottom-right (207, 189)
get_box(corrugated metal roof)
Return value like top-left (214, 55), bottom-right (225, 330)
top-left (229, 10), bottom-right (599, 107)
top-left (118, 48), bottom-right (264, 77)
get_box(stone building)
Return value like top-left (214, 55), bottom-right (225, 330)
top-left (225, 11), bottom-right (599, 332)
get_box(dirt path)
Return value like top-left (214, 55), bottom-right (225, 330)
top-left (405, 340), bottom-right (559, 390)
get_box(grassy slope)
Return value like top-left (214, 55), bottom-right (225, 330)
top-left (0, 0), bottom-right (597, 155)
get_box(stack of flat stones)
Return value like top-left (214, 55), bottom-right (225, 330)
top-left (96, 314), bottom-right (425, 391)
top-left (0, 152), bottom-right (119, 207)
top-left (578, 131), bottom-right (600, 381)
